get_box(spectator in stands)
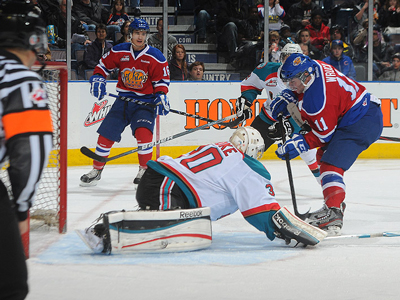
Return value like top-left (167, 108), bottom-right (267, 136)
top-left (373, 25), bottom-right (395, 71)
top-left (168, 44), bottom-right (188, 81)
top-left (73, 0), bottom-right (120, 42)
top-left (353, 23), bottom-right (393, 78)
top-left (268, 30), bottom-right (282, 62)
top-left (46, 0), bottom-right (91, 59)
top-left (115, 20), bottom-right (131, 45)
top-left (379, 52), bottom-right (400, 80)
top-left (299, 42), bottom-right (320, 59)
top-left (297, 28), bottom-right (321, 59)
top-left (216, 0), bottom-right (244, 64)
top-left (129, 0), bottom-right (141, 17)
top-left (353, 18), bottom-right (369, 62)
top-left (378, 0), bottom-right (400, 34)
top-left (37, 45), bottom-right (52, 62)
top-left (188, 61), bottom-right (205, 81)
top-left (237, 5), bottom-right (264, 42)
top-left (148, 18), bottom-right (178, 61)
top-left (194, 0), bottom-right (219, 43)
top-left (352, 0), bottom-right (379, 39)
top-left (322, 40), bottom-right (356, 80)
top-left (287, 0), bottom-right (326, 33)
top-left (106, 0), bottom-right (129, 27)
top-left (229, 5), bottom-right (264, 70)
top-left (257, 0), bottom-right (286, 32)
top-left (322, 25), bottom-right (354, 59)
top-left (279, 24), bottom-right (295, 46)
top-left (305, 9), bottom-right (330, 51)
top-left (82, 24), bottom-right (113, 72)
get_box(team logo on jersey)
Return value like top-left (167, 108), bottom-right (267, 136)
top-left (121, 67), bottom-right (148, 89)
top-left (121, 55), bottom-right (130, 61)
top-left (30, 87), bottom-right (47, 104)
top-left (84, 100), bottom-right (112, 127)
top-left (256, 62), bottom-right (267, 69)
top-left (265, 78), bottom-right (277, 87)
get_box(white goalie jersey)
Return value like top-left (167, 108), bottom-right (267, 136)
top-left (148, 141), bottom-right (281, 240)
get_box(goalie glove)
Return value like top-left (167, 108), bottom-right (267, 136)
top-left (89, 75), bottom-right (106, 100)
top-left (276, 134), bottom-right (310, 160)
top-left (266, 118), bottom-right (294, 141)
top-left (155, 92), bottom-right (170, 116)
top-left (235, 96), bottom-right (253, 119)
top-left (270, 89), bottom-right (298, 121)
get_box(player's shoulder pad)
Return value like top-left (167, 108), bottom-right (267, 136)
top-left (111, 42), bottom-right (131, 52)
top-left (254, 61), bottom-right (280, 75)
top-left (302, 63), bottom-right (325, 115)
top-left (252, 62), bottom-right (280, 82)
top-left (146, 45), bottom-right (167, 62)
top-left (243, 154), bottom-right (271, 180)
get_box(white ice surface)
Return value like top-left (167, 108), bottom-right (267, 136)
top-left (27, 159), bottom-right (400, 300)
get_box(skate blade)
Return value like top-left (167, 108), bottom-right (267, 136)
top-left (325, 225), bottom-right (342, 237)
top-left (79, 180), bottom-right (99, 187)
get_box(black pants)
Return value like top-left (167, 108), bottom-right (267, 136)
top-left (0, 181), bottom-right (28, 300)
top-left (251, 115), bottom-right (276, 151)
top-left (136, 166), bottom-right (190, 210)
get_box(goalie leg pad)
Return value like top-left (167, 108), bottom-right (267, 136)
top-left (103, 207), bottom-right (212, 253)
top-left (272, 207), bottom-right (327, 246)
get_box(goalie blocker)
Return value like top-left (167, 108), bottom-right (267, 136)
top-left (76, 207), bottom-right (212, 254)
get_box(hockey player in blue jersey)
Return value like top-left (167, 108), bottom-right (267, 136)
top-left (235, 43), bottom-right (321, 180)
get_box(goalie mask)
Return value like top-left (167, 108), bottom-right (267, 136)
top-left (229, 126), bottom-right (265, 160)
top-left (0, 0), bottom-right (48, 54)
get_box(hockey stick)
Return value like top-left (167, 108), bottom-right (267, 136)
top-left (278, 114), bottom-right (310, 220)
top-left (324, 231), bottom-right (400, 241)
top-left (379, 136), bottom-right (400, 142)
top-left (80, 113), bottom-right (238, 163)
top-left (105, 93), bottom-right (242, 128)
top-left (287, 103), bottom-right (400, 143)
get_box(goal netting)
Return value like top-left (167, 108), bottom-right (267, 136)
top-left (0, 62), bottom-right (68, 256)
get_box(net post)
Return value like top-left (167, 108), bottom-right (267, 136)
top-left (59, 67), bottom-right (68, 233)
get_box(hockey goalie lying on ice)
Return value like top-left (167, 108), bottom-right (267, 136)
top-left (77, 127), bottom-right (327, 254)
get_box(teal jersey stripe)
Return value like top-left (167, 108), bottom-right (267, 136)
top-left (243, 154), bottom-right (271, 180)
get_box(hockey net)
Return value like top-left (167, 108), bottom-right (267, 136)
top-left (0, 62), bottom-right (68, 256)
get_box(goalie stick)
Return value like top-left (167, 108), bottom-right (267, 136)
top-left (324, 231), bottom-right (400, 241)
top-left (278, 114), bottom-right (310, 220)
top-left (287, 102), bottom-right (400, 142)
top-left (105, 93), bottom-right (242, 128)
top-left (80, 113), bottom-right (239, 163)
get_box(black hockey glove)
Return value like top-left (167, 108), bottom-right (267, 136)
top-left (235, 96), bottom-right (253, 119)
top-left (266, 118), bottom-right (294, 141)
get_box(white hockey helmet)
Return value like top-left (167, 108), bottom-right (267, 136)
top-left (229, 126), bottom-right (265, 160)
top-left (280, 43), bottom-right (303, 63)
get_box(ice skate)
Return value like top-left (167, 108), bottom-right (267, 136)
top-left (306, 203), bottom-right (345, 236)
top-left (80, 168), bottom-right (102, 187)
top-left (76, 228), bottom-right (104, 253)
top-left (133, 166), bottom-right (146, 184)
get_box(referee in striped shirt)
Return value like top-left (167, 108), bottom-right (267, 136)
top-left (0, 1), bottom-right (53, 299)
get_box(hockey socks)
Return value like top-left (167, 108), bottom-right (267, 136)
top-left (93, 135), bottom-right (115, 170)
top-left (135, 127), bottom-right (153, 168)
top-left (320, 163), bottom-right (345, 209)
